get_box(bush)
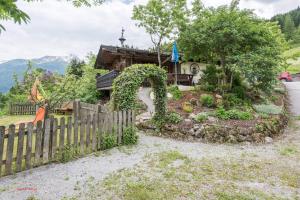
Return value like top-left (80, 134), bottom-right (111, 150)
top-left (166, 112), bottom-right (183, 124)
top-left (168, 85), bottom-right (183, 100)
top-left (123, 126), bottom-right (139, 145)
top-left (223, 93), bottom-right (245, 108)
top-left (253, 104), bottom-right (283, 115)
top-left (200, 94), bottom-right (214, 107)
top-left (215, 107), bottom-right (253, 120)
top-left (231, 86), bottom-right (246, 99)
top-left (182, 102), bottom-right (193, 113)
top-left (57, 144), bottom-right (80, 163)
top-left (101, 134), bottom-right (117, 150)
top-left (195, 113), bottom-right (208, 123)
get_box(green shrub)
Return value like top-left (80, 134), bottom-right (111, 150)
top-left (102, 134), bottom-right (117, 150)
top-left (182, 102), bottom-right (193, 113)
top-left (200, 83), bottom-right (215, 92)
top-left (231, 86), bottom-right (246, 99)
top-left (200, 94), bottom-right (214, 107)
top-left (123, 126), bottom-right (139, 145)
top-left (274, 87), bottom-right (285, 94)
top-left (195, 113), bottom-right (208, 123)
top-left (223, 93), bottom-right (244, 108)
top-left (168, 85), bottom-right (183, 100)
top-left (215, 107), bottom-right (253, 120)
top-left (166, 112), bottom-right (183, 124)
top-left (57, 144), bottom-right (80, 163)
top-left (253, 104), bottom-right (283, 115)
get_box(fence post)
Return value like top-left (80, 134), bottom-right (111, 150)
top-left (26, 123), bottom-right (33, 170)
top-left (0, 126), bottom-right (5, 176)
top-left (5, 125), bottom-right (15, 175)
top-left (73, 100), bottom-right (81, 121)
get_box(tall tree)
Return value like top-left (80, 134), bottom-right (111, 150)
top-left (283, 14), bottom-right (296, 40)
top-left (179, 0), bottom-right (286, 93)
top-left (0, 0), bottom-right (104, 33)
top-left (132, 0), bottom-right (188, 67)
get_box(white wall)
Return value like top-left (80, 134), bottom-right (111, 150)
top-left (181, 62), bottom-right (206, 84)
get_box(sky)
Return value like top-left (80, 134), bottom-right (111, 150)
top-left (0, 0), bottom-right (299, 61)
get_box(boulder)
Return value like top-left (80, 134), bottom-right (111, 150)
top-left (264, 137), bottom-right (273, 144)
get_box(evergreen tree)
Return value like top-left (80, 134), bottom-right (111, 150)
top-left (283, 14), bottom-right (296, 40)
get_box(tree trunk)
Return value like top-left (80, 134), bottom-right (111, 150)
top-left (157, 45), bottom-right (162, 67)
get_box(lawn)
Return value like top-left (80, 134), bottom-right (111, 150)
top-left (284, 45), bottom-right (300, 74)
top-left (0, 115), bottom-right (35, 127)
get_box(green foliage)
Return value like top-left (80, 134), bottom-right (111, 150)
top-left (200, 94), bottom-right (214, 107)
top-left (112, 64), bottom-right (167, 129)
top-left (179, 1), bottom-right (286, 93)
top-left (223, 93), bottom-right (245, 108)
top-left (195, 113), bottom-right (208, 123)
top-left (122, 126), bottom-right (139, 145)
top-left (57, 144), bottom-right (80, 163)
top-left (231, 86), bottom-right (246, 99)
top-left (182, 102), bottom-right (193, 113)
top-left (66, 58), bottom-right (85, 77)
top-left (101, 134), bottom-right (117, 150)
top-left (215, 107), bottom-right (253, 120)
top-left (166, 112), bottom-right (182, 124)
top-left (253, 104), bottom-right (283, 115)
top-left (132, 0), bottom-right (188, 66)
top-left (167, 85), bottom-right (182, 100)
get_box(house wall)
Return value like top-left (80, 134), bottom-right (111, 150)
top-left (181, 62), bottom-right (206, 84)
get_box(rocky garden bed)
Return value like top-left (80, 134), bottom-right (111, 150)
top-left (138, 85), bottom-right (289, 143)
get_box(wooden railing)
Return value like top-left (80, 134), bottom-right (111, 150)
top-left (96, 70), bottom-right (119, 90)
top-left (0, 109), bottom-right (135, 177)
top-left (9, 103), bottom-right (37, 115)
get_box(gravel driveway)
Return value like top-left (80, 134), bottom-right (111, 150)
top-left (285, 82), bottom-right (300, 116)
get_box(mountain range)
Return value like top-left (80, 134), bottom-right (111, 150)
top-left (0, 56), bottom-right (72, 93)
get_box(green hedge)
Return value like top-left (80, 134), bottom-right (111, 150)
top-left (112, 64), bottom-right (167, 128)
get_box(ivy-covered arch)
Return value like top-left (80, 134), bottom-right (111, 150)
top-left (112, 64), bottom-right (167, 125)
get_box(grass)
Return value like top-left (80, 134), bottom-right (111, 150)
top-left (68, 151), bottom-right (300, 199)
top-left (279, 146), bottom-right (298, 156)
top-left (284, 45), bottom-right (300, 74)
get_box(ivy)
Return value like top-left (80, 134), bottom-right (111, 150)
top-left (112, 64), bottom-right (167, 128)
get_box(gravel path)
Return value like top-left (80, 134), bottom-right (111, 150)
top-left (0, 125), bottom-right (299, 200)
top-left (285, 82), bottom-right (300, 116)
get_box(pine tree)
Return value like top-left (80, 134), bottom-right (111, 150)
top-left (283, 14), bottom-right (296, 40)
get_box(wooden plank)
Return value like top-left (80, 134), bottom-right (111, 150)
top-left (113, 111), bottom-right (118, 140)
top-left (34, 121), bottom-right (43, 166)
top-left (80, 118), bottom-right (86, 154)
top-left (67, 117), bottom-right (72, 145)
top-left (123, 110), bottom-right (127, 131)
top-left (0, 126), bottom-right (5, 176)
top-left (118, 111), bottom-right (122, 145)
top-left (97, 113), bottom-right (103, 150)
top-left (16, 123), bottom-right (25, 172)
top-left (132, 109), bottom-right (136, 125)
top-left (59, 117), bottom-right (65, 150)
top-left (43, 119), bottom-right (51, 163)
top-left (25, 123), bottom-right (33, 170)
top-left (5, 125), bottom-right (15, 175)
top-left (92, 113), bottom-right (97, 151)
top-left (86, 114), bottom-right (91, 150)
top-left (74, 119), bottom-right (79, 146)
top-left (128, 110), bottom-right (132, 127)
top-left (51, 118), bottom-right (58, 159)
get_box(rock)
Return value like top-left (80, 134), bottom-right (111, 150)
top-left (265, 137), bottom-right (273, 144)
top-left (167, 93), bottom-right (173, 99)
top-left (215, 94), bottom-right (223, 99)
top-left (189, 98), bottom-right (198, 106)
top-left (189, 113), bottom-right (196, 119)
top-left (208, 116), bottom-right (217, 123)
top-left (184, 119), bottom-right (192, 123)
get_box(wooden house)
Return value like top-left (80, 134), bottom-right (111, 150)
top-left (94, 45), bottom-right (195, 91)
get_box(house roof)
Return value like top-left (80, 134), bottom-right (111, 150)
top-left (94, 45), bottom-right (174, 69)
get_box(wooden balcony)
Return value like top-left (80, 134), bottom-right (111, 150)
top-left (96, 70), bottom-right (193, 90)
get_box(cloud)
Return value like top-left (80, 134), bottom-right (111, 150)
top-left (0, 0), bottom-right (299, 60)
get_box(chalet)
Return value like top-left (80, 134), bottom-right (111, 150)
top-left (94, 29), bottom-right (206, 91)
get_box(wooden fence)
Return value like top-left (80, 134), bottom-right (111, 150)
top-left (0, 109), bottom-right (135, 177)
top-left (9, 103), bottom-right (37, 115)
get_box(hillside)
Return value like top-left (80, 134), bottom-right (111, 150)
top-left (0, 56), bottom-right (71, 93)
top-left (284, 45), bottom-right (300, 74)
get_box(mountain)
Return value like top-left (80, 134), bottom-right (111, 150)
top-left (0, 56), bottom-right (72, 93)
